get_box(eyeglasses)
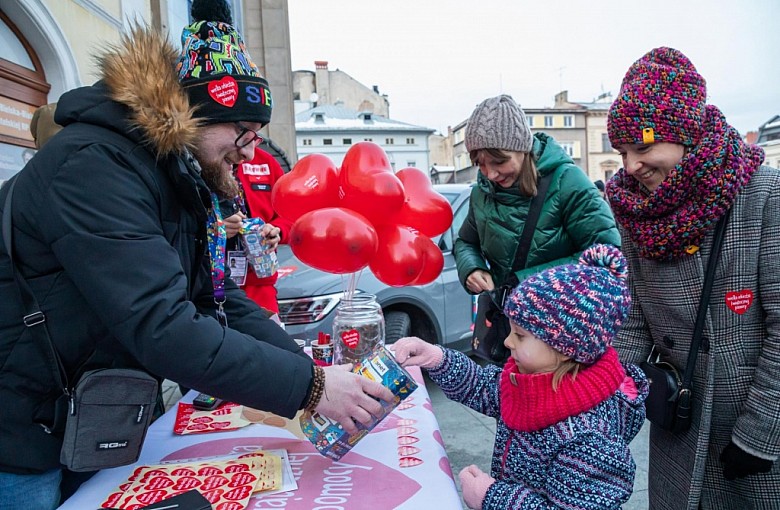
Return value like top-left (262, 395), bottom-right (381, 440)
top-left (234, 122), bottom-right (264, 149)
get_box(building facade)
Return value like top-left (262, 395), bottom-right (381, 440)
top-left (296, 104), bottom-right (433, 170)
top-left (757, 115), bottom-right (780, 170)
top-left (0, 0), bottom-right (297, 183)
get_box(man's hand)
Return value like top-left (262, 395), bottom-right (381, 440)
top-left (223, 212), bottom-right (246, 239)
top-left (466, 269), bottom-right (495, 294)
top-left (314, 364), bottom-right (395, 434)
top-left (259, 223), bottom-right (282, 251)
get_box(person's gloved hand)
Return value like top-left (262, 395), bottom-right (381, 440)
top-left (459, 465), bottom-right (495, 510)
top-left (720, 440), bottom-right (774, 480)
top-left (392, 337), bottom-right (443, 369)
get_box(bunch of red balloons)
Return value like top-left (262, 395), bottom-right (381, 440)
top-left (271, 142), bottom-right (453, 286)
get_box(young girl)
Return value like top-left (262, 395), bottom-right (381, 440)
top-left (394, 244), bottom-right (648, 510)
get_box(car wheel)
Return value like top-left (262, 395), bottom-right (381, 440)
top-left (384, 311), bottom-right (411, 344)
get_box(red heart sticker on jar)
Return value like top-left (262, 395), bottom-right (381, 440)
top-left (341, 329), bottom-right (360, 348)
top-left (208, 76), bottom-right (238, 107)
top-left (726, 290), bottom-right (753, 314)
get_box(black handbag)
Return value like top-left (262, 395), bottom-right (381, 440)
top-left (639, 210), bottom-right (730, 434)
top-left (472, 173), bottom-right (552, 363)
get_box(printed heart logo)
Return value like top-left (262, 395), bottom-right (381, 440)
top-left (217, 502), bottom-right (245, 510)
top-left (144, 475), bottom-right (174, 490)
top-left (228, 472), bottom-right (257, 487)
top-left (137, 489), bottom-right (168, 504)
top-left (398, 445), bottom-right (421, 456)
top-left (170, 467), bottom-right (196, 476)
top-left (210, 421), bottom-right (233, 429)
top-left (202, 475), bottom-right (229, 490)
top-left (201, 488), bottom-right (224, 504)
top-left (341, 329), bottom-right (360, 348)
top-left (198, 466), bottom-right (223, 476)
top-left (399, 456), bottom-right (423, 468)
top-left (223, 485), bottom-right (253, 501)
top-left (726, 290), bottom-right (754, 314)
top-left (172, 476), bottom-right (201, 490)
top-left (208, 76), bottom-right (238, 107)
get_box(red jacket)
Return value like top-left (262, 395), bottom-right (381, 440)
top-left (235, 148), bottom-right (293, 311)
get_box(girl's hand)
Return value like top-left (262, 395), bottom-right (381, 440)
top-left (459, 465), bottom-right (495, 510)
top-left (392, 337), bottom-right (443, 369)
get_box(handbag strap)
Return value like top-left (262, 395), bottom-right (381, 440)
top-left (2, 177), bottom-right (70, 393)
top-left (505, 171), bottom-right (553, 288)
top-left (681, 209), bottom-right (731, 390)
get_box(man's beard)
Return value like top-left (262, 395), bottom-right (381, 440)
top-left (194, 153), bottom-right (240, 199)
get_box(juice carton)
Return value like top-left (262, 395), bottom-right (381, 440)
top-left (300, 346), bottom-right (418, 460)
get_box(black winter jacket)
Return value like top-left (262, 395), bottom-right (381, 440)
top-left (0, 31), bottom-right (311, 474)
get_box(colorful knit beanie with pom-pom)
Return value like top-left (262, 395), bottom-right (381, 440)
top-left (175, 0), bottom-right (272, 126)
top-left (503, 244), bottom-right (631, 365)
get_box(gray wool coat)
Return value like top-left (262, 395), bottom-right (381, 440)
top-left (614, 165), bottom-right (780, 510)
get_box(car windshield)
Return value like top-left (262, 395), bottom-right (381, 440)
top-left (439, 192), bottom-right (461, 205)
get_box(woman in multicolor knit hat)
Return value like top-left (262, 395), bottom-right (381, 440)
top-left (607, 47), bottom-right (779, 508)
top-left (395, 244), bottom-right (648, 510)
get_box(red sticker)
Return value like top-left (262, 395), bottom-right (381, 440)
top-left (726, 290), bottom-right (754, 315)
top-left (208, 76), bottom-right (238, 107)
top-left (341, 329), bottom-right (360, 348)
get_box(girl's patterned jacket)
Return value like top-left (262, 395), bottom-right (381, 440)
top-left (429, 348), bottom-right (648, 510)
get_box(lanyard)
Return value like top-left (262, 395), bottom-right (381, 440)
top-left (231, 165), bottom-right (249, 215)
top-left (206, 192), bottom-right (228, 327)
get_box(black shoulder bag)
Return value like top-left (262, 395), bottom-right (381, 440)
top-left (2, 177), bottom-right (158, 471)
top-left (471, 173), bottom-right (552, 363)
top-left (640, 210), bottom-right (730, 434)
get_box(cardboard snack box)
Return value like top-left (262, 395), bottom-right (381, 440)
top-left (300, 346), bottom-right (417, 460)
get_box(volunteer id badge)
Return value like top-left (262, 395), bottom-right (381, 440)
top-left (227, 251), bottom-right (248, 286)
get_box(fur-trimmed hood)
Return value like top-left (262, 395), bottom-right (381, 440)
top-left (55, 24), bottom-right (200, 156)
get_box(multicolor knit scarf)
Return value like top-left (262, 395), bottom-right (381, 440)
top-left (607, 105), bottom-right (764, 261)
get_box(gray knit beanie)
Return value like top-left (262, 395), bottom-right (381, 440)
top-left (464, 94), bottom-right (533, 153)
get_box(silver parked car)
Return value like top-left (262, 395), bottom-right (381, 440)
top-left (276, 183), bottom-right (474, 351)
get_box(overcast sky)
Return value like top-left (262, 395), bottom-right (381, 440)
top-left (288, 0), bottom-right (779, 136)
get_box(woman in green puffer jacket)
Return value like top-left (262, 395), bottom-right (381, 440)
top-left (454, 94), bottom-right (620, 298)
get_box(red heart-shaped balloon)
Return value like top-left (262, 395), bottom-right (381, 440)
top-left (289, 208), bottom-right (378, 274)
top-left (369, 225), bottom-right (425, 287)
top-left (409, 235), bottom-right (444, 286)
top-left (271, 154), bottom-right (340, 222)
top-left (339, 142), bottom-right (405, 226)
top-left (207, 76), bottom-right (238, 107)
top-left (392, 167), bottom-right (453, 237)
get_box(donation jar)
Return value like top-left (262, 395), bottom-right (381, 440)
top-left (332, 294), bottom-right (385, 365)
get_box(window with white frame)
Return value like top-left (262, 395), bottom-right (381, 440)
top-left (563, 115), bottom-right (573, 127)
top-left (406, 138), bottom-right (415, 145)
top-left (407, 161), bottom-right (416, 167)
top-left (364, 138), bottom-right (373, 142)
top-left (302, 139), bottom-right (312, 146)
top-left (343, 138), bottom-right (352, 145)
top-left (559, 142), bottom-right (575, 157)
top-left (385, 138), bottom-right (394, 145)
top-left (544, 116), bottom-right (553, 128)
top-left (526, 115), bottom-right (534, 127)
top-left (323, 139), bottom-right (333, 145)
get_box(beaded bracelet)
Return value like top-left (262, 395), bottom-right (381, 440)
top-left (305, 365), bottom-right (326, 411)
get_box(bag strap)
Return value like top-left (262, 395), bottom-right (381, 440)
top-left (2, 177), bottom-right (70, 394)
top-left (505, 171), bottom-right (553, 288)
top-left (681, 209), bottom-right (731, 390)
